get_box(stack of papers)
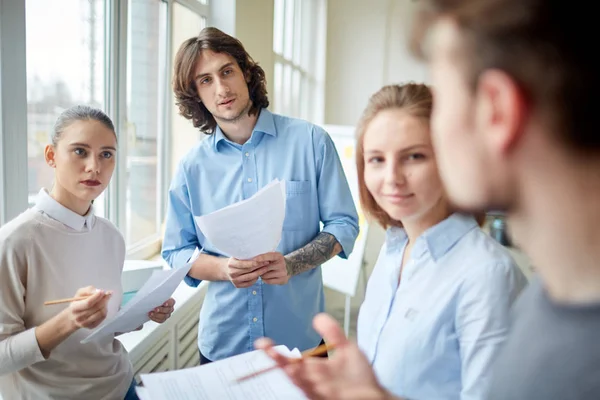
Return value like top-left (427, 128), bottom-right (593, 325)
top-left (194, 179), bottom-right (286, 260)
top-left (136, 346), bottom-right (306, 399)
top-left (80, 261), bottom-right (194, 344)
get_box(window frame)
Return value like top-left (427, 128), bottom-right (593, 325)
top-left (110, 0), bottom-right (210, 259)
top-left (0, 0), bottom-right (29, 226)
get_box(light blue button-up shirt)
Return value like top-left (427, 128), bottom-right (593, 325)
top-left (162, 109), bottom-right (359, 361)
top-left (357, 214), bottom-right (527, 400)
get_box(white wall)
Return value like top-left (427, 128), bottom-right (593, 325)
top-left (234, 0), bottom-right (275, 100)
top-left (210, 0), bottom-right (275, 103)
top-left (384, 0), bottom-right (429, 85)
top-left (324, 0), bottom-right (428, 126)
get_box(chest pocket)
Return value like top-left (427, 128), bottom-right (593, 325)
top-left (283, 180), bottom-right (311, 231)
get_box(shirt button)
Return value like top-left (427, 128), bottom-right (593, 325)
top-left (245, 152), bottom-right (250, 157)
top-left (247, 178), bottom-right (252, 182)
top-left (252, 290), bottom-right (257, 295)
top-left (253, 317), bottom-right (258, 322)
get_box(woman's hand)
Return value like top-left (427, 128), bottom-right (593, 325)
top-left (36, 286), bottom-right (112, 358)
top-left (62, 286), bottom-right (112, 330)
top-left (149, 298), bottom-right (176, 323)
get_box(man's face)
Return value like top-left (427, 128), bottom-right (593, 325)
top-left (428, 19), bottom-right (511, 212)
top-left (193, 50), bottom-right (252, 124)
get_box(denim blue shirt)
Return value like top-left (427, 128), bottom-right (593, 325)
top-left (357, 214), bottom-right (527, 400)
top-left (162, 109), bottom-right (359, 361)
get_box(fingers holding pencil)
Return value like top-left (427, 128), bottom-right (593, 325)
top-left (236, 342), bottom-right (333, 383)
top-left (58, 287), bottom-right (112, 330)
top-left (253, 313), bottom-right (390, 400)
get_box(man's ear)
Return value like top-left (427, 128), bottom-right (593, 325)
top-left (475, 69), bottom-right (529, 155)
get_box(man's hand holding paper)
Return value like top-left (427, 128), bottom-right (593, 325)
top-left (194, 179), bottom-right (289, 289)
top-left (253, 252), bottom-right (290, 285)
top-left (221, 257), bottom-right (271, 288)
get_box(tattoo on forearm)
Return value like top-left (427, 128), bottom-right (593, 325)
top-left (285, 232), bottom-right (342, 277)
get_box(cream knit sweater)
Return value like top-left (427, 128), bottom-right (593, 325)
top-left (0, 206), bottom-right (133, 399)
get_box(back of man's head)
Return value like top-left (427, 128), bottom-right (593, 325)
top-left (413, 0), bottom-right (598, 155)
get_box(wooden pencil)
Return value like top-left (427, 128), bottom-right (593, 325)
top-left (235, 342), bottom-right (333, 383)
top-left (43, 296), bottom-right (91, 306)
top-left (44, 291), bottom-right (111, 306)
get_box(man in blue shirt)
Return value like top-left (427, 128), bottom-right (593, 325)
top-left (162, 27), bottom-right (359, 363)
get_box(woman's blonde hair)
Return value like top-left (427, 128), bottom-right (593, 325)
top-left (356, 83), bottom-right (433, 228)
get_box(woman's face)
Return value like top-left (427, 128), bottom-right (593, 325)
top-left (363, 109), bottom-right (446, 224)
top-left (45, 120), bottom-right (117, 211)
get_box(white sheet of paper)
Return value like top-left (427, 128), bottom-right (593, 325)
top-left (135, 387), bottom-right (151, 400)
top-left (139, 346), bottom-right (306, 400)
top-left (194, 179), bottom-right (286, 260)
top-left (80, 261), bottom-right (193, 344)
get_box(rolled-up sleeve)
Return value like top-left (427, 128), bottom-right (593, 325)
top-left (455, 260), bottom-right (527, 400)
top-left (161, 162), bottom-right (202, 287)
top-left (313, 128), bottom-right (359, 259)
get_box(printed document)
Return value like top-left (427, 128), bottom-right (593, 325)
top-left (194, 179), bottom-right (286, 260)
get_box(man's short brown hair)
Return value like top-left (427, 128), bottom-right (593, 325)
top-left (411, 0), bottom-right (598, 154)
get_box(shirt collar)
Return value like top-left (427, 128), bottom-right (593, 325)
top-left (422, 213), bottom-right (478, 261)
top-left (386, 213), bottom-right (478, 261)
top-left (213, 108), bottom-right (277, 151)
top-left (34, 188), bottom-right (95, 231)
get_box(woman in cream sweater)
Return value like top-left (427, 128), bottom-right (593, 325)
top-left (0, 105), bottom-right (174, 400)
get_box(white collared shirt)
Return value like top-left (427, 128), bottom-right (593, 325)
top-left (33, 188), bottom-right (95, 231)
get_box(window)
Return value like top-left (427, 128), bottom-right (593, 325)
top-left (25, 0), bottom-right (105, 214)
top-left (125, 0), bottom-right (168, 246)
top-left (272, 0), bottom-right (326, 123)
top-left (4, 0), bottom-right (211, 257)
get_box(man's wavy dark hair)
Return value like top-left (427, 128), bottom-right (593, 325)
top-left (173, 27), bottom-right (269, 134)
